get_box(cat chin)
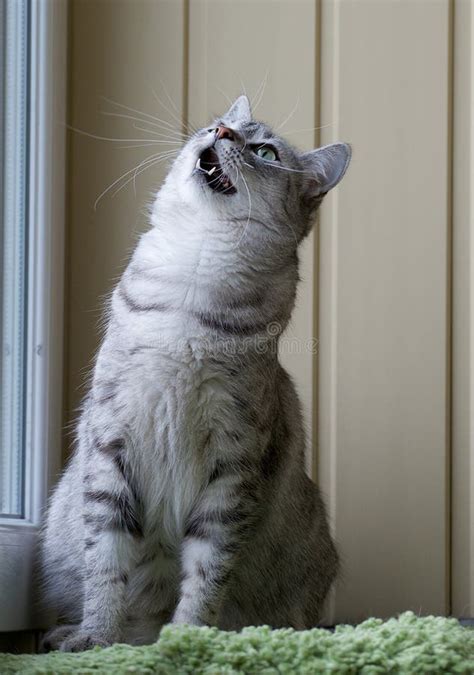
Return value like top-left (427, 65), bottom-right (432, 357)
top-left (168, 176), bottom-right (233, 217)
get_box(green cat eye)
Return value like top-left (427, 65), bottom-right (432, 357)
top-left (255, 146), bottom-right (278, 162)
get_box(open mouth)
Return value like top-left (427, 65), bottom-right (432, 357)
top-left (195, 147), bottom-right (237, 195)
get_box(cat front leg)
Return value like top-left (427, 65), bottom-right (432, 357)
top-left (60, 439), bottom-right (143, 652)
top-left (59, 532), bottom-right (135, 651)
top-left (173, 466), bottom-right (258, 626)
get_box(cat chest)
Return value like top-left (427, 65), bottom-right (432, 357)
top-left (129, 350), bottom-right (236, 426)
top-left (126, 353), bottom-right (241, 526)
top-left (155, 357), bottom-right (236, 448)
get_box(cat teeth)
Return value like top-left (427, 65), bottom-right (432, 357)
top-left (195, 156), bottom-right (218, 176)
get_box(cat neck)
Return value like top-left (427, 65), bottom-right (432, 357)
top-left (131, 207), bottom-right (299, 324)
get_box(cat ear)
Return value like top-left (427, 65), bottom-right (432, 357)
top-left (223, 95), bottom-right (252, 124)
top-left (301, 143), bottom-right (351, 199)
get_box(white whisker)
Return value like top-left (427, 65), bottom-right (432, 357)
top-left (275, 96), bottom-right (300, 133)
top-left (216, 85), bottom-right (233, 106)
top-left (157, 79), bottom-right (200, 135)
top-left (94, 150), bottom-right (178, 210)
top-left (116, 152), bottom-right (176, 200)
top-left (235, 170), bottom-right (252, 250)
top-left (282, 122), bottom-right (334, 136)
top-left (102, 96), bottom-right (181, 133)
top-left (251, 69), bottom-right (270, 113)
top-left (68, 126), bottom-right (177, 145)
top-left (129, 128), bottom-right (182, 145)
top-left (261, 162), bottom-right (312, 175)
top-left (115, 142), bottom-right (177, 150)
top-left (102, 110), bottom-right (188, 137)
top-left (158, 79), bottom-right (182, 117)
top-left (151, 88), bottom-right (198, 135)
top-left (132, 151), bottom-right (173, 196)
top-left (117, 152), bottom-right (178, 200)
top-left (130, 125), bottom-right (187, 143)
top-left (239, 77), bottom-right (250, 104)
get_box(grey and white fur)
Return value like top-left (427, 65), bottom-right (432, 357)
top-left (41, 96), bottom-right (351, 652)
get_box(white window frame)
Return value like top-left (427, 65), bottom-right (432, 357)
top-left (0, 0), bottom-right (67, 631)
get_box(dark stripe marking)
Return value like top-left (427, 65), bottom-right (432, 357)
top-left (195, 312), bottom-right (270, 336)
top-left (119, 285), bottom-right (169, 313)
top-left (110, 572), bottom-right (128, 585)
top-left (84, 490), bottom-right (143, 538)
top-left (223, 289), bottom-right (265, 311)
top-left (196, 563), bottom-right (208, 581)
top-left (260, 415), bottom-right (289, 480)
top-left (184, 515), bottom-right (210, 540)
top-left (97, 438), bottom-right (125, 455)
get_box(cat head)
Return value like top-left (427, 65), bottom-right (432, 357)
top-left (156, 95), bottom-right (351, 248)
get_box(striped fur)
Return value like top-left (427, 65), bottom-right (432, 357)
top-left (41, 96), bottom-right (350, 651)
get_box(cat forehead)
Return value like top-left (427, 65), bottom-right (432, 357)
top-left (240, 121), bottom-right (274, 140)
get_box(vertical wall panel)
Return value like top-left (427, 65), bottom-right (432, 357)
top-left (67, 0), bottom-right (186, 436)
top-left (188, 0), bottom-right (318, 462)
top-left (318, 0), bottom-right (451, 621)
top-left (452, 0), bottom-right (474, 618)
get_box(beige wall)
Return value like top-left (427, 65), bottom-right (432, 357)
top-left (318, 0), bottom-right (451, 622)
top-left (66, 0), bottom-right (473, 621)
top-left (452, 0), bottom-right (474, 618)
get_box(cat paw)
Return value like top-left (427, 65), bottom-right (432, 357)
top-left (171, 609), bottom-right (206, 626)
top-left (58, 631), bottom-right (113, 652)
top-left (40, 624), bottom-right (79, 652)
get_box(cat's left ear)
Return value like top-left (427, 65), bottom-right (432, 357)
top-left (222, 95), bottom-right (252, 124)
top-left (301, 143), bottom-right (352, 200)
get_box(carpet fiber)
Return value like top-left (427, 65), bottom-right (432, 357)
top-left (1, 612), bottom-right (473, 674)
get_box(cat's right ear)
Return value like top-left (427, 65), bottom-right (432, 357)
top-left (301, 142), bottom-right (352, 200)
top-left (222, 95), bottom-right (252, 124)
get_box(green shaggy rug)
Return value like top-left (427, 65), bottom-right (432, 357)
top-left (1, 612), bottom-right (473, 674)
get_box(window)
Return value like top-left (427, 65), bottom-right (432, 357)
top-left (0, 0), bottom-right (66, 631)
top-left (1, 0), bottom-right (29, 520)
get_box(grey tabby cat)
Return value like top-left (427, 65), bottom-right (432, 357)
top-left (41, 96), bottom-right (351, 652)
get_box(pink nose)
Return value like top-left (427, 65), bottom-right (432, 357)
top-left (215, 125), bottom-right (235, 141)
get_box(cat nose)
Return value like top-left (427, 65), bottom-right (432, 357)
top-left (215, 125), bottom-right (235, 141)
